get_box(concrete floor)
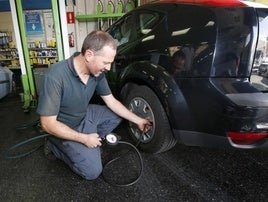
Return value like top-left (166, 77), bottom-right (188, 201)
top-left (0, 93), bottom-right (267, 201)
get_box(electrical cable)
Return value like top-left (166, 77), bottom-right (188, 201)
top-left (2, 133), bottom-right (50, 159)
top-left (101, 139), bottom-right (143, 187)
top-left (3, 132), bottom-right (143, 186)
top-left (3, 122), bottom-right (145, 187)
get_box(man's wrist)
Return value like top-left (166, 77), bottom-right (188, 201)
top-left (74, 132), bottom-right (86, 144)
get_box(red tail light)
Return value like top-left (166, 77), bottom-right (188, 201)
top-left (227, 132), bottom-right (267, 145)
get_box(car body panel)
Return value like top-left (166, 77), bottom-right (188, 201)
top-left (106, 0), bottom-right (268, 150)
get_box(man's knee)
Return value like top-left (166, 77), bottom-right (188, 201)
top-left (48, 132), bottom-right (105, 180)
top-left (72, 158), bottom-right (103, 180)
top-left (82, 165), bottom-right (102, 180)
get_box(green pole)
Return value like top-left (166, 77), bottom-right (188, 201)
top-left (15, 0), bottom-right (37, 108)
top-left (51, 0), bottom-right (64, 61)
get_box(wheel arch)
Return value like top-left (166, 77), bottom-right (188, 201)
top-left (118, 61), bottom-right (193, 131)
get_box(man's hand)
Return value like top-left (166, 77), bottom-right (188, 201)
top-left (40, 116), bottom-right (102, 148)
top-left (82, 133), bottom-right (102, 148)
top-left (137, 118), bottom-right (152, 132)
top-left (101, 94), bottom-right (153, 133)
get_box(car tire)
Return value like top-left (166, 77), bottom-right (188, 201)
top-left (121, 84), bottom-right (177, 153)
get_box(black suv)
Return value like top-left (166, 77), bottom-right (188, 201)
top-left (106, 0), bottom-right (268, 153)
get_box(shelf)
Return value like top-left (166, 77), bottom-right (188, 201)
top-left (0, 59), bottom-right (18, 61)
top-left (29, 47), bottom-right (57, 50)
top-left (0, 48), bottom-right (18, 52)
top-left (8, 66), bottom-right (21, 70)
top-left (76, 13), bottom-right (125, 22)
top-left (30, 56), bottom-right (57, 58)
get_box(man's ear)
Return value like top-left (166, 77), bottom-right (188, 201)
top-left (84, 49), bottom-right (94, 61)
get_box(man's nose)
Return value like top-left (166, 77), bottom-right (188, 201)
top-left (104, 64), bottom-right (111, 71)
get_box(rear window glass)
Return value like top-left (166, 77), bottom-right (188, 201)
top-left (212, 7), bottom-right (256, 78)
top-left (250, 8), bottom-right (268, 92)
top-left (166, 5), bottom-right (216, 77)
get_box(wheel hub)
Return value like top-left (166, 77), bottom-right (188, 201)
top-left (128, 97), bottom-right (155, 143)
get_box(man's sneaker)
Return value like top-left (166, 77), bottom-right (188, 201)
top-left (44, 138), bottom-right (57, 161)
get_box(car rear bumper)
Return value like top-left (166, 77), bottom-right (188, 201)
top-left (173, 129), bottom-right (268, 149)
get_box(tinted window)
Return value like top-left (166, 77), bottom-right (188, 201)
top-left (250, 8), bottom-right (268, 92)
top-left (138, 13), bottom-right (159, 37)
top-left (165, 5), bottom-right (216, 77)
top-left (213, 7), bottom-right (257, 78)
top-left (109, 15), bottom-right (135, 46)
top-left (109, 11), bottom-right (160, 46)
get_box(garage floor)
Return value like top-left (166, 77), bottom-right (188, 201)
top-left (0, 93), bottom-right (267, 201)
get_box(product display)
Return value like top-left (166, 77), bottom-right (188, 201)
top-left (29, 47), bottom-right (58, 66)
top-left (0, 47), bottom-right (19, 68)
top-left (0, 31), bottom-right (19, 69)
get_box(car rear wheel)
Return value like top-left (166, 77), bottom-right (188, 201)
top-left (121, 84), bottom-right (177, 153)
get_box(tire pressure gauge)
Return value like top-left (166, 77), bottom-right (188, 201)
top-left (105, 133), bottom-right (119, 146)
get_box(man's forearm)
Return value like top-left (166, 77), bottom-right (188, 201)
top-left (103, 95), bottom-right (143, 124)
top-left (40, 116), bottom-right (86, 144)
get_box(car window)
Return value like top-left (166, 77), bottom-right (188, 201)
top-left (165, 5), bottom-right (216, 77)
top-left (109, 11), bottom-right (160, 47)
top-left (212, 7), bottom-right (256, 78)
top-left (138, 13), bottom-right (159, 36)
top-left (250, 8), bottom-right (268, 92)
top-left (109, 15), bottom-right (134, 46)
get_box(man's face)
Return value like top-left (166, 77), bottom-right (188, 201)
top-left (86, 45), bottom-right (117, 77)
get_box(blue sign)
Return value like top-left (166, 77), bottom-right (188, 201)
top-left (25, 12), bottom-right (43, 35)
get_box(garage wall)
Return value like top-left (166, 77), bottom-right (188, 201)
top-left (69, 0), bottom-right (139, 55)
top-left (68, 0), bottom-right (96, 55)
top-left (251, 0), bottom-right (268, 5)
top-left (0, 12), bottom-right (15, 43)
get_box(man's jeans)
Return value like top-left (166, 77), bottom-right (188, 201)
top-left (47, 104), bottom-right (122, 180)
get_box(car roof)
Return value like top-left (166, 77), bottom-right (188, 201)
top-left (156, 0), bottom-right (246, 7)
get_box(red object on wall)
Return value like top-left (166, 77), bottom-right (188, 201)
top-left (66, 12), bottom-right (75, 24)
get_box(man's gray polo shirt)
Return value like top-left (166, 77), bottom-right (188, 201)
top-left (37, 52), bottom-right (112, 129)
